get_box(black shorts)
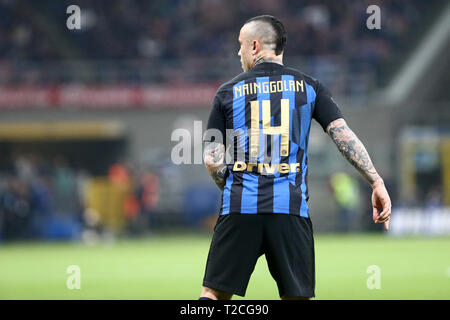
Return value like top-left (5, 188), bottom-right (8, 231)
top-left (202, 214), bottom-right (315, 298)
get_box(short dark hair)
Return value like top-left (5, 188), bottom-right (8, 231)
top-left (244, 15), bottom-right (287, 55)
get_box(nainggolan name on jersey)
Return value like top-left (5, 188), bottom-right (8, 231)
top-left (234, 80), bottom-right (304, 99)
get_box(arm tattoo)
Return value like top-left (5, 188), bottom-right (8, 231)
top-left (327, 118), bottom-right (381, 186)
top-left (204, 142), bottom-right (228, 190)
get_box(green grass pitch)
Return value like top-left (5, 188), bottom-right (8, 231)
top-left (0, 233), bottom-right (449, 299)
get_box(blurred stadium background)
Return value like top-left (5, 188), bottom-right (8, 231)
top-left (0, 0), bottom-right (449, 299)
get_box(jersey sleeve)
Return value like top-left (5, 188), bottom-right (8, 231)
top-left (312, 81), bottom-right (343, 132)
top-left (204, 92), bottom-right (226, 144)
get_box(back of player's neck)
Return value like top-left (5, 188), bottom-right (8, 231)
top-left (253, 55), bottom-right (283, 68)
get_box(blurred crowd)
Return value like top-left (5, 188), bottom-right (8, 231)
top-left (0, 152), bottom-right (221, 242)
top-left (0, 0), bottom-right (443, 88)
top-left (0, 154), bottom-right (160, 242)
top-left (0, 154), bottom-right (85, 241)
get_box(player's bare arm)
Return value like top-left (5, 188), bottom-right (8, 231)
top-left (327, 118), bottom-right (378, 183)
top-left (204, 142), bottom-right (228, 190)
top-left (326, 118), bottom-right (392, 230)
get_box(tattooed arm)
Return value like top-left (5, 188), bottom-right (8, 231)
top-left (327, 118), bottom-right (380, 186)
top-left (204, 142), bottom-right (228, 191)
top-left (326, 118), bottom-right (392, 230)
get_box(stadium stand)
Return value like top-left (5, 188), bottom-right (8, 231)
top-left (0, 0), bottom-right (444, 95)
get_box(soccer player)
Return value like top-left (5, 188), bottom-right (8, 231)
top-left (200, 15), bottom-right (391, 300)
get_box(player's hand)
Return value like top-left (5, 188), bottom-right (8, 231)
top-left (204, 143), bottom-right (226, 169)
top-left (371, 179), bottom-right (391, 231)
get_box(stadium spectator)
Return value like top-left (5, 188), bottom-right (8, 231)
top-left (329, 172), bottom-right (360, 232)
top-left (0, 175), bottom-right (33, 240)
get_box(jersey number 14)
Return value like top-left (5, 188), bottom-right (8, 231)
top-left (249, 99), bottom-right (290, 158)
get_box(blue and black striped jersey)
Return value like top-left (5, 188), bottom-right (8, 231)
top-left (206, 62), bottom-right (343, 217)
